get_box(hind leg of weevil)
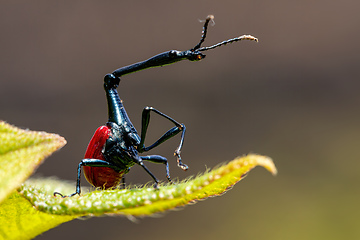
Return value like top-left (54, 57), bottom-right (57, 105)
top-left (137, 106), bottom-right (188, 171)
top-left (53, 159), bottom-right (116, 198)
top-left (141, 155), bottom-right (172, 183)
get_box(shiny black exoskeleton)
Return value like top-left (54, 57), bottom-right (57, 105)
top-left (54, 15), bottom-right (258, 197)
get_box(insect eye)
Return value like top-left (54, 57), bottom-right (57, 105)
top-left (190, 52), bottom-right (205, 61)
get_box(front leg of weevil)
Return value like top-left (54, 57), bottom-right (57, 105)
top-left (54, 160), bottom-right (84, 198)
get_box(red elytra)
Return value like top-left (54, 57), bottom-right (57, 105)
top-left (83, 125), bottom-right (125, 189)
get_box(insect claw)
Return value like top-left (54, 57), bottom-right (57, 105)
top-left (54, 192), bottom-right (67, 198)
top-left (175, 151), bottom-right (189, 171)
top-left (69, 192), bottom-right (80, 197)
top-left (54, 191), bottom-right (80, 198)
top-left (53, 192), bottom-right (62, 197)
top-left (179, 163), bottom-right (189, 171)
top-left (166, 174), bottom-right (172, 182)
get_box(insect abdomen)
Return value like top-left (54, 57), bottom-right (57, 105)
top-left (83, 125), bottom-right (125, 189)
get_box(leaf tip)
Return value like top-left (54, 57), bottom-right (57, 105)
top-left (246, 154), bottom-right (277, 176)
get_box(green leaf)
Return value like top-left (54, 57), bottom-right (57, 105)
top-left (0, 192), bottom-right (74, 240)
top-left (20, 154), bottom-right (277, 216)
top-left (0, 121), bottom-right (66, 203)
top-left (0, 121), bottom-right (277, 239)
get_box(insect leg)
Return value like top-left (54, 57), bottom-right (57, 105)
top-left (141, 155), bottom-right (172, 182)
top-left (132, 156), bottom-right (160, 189)
top-left (137, 106), bottom-right (188, 170)
top-left (53, 159), bottom-right (117, 197)
top-left (120, 176), bottom-right (126, 189)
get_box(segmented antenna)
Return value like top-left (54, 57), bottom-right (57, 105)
top-left (198, 35), bottom-right (258, 52)
top-left (191, 15), bottom-right (214, 51)
top-left (191, 15), bottom-right (258, 52)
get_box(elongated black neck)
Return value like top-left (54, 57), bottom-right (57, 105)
top-left (112, 50), bottom-right (205, 78)
top-left (104, 74), bottom-right (134, 128)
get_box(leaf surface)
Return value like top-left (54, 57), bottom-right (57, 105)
top-left (0, 121), bottom-right (66, 203)
top-left (0, 192), bottom-right (74, 240)
top-left (20, 154), bottom-right (277, 216)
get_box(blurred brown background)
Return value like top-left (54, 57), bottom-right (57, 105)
top-left (1, 1), bottom-right (360, 239)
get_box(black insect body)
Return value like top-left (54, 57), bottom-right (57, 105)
top-left (54, 15), bottom-right (258, 197)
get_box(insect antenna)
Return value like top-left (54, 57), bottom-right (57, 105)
top-left (198, 35), bottom-right (258, 52)
top-left (191, 15), bottom-right (258, 52)
top-left (191, 15), bottom-right (214, 51)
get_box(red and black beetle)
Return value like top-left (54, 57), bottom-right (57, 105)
top-left (54, 15), bottom-right (258, 197)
